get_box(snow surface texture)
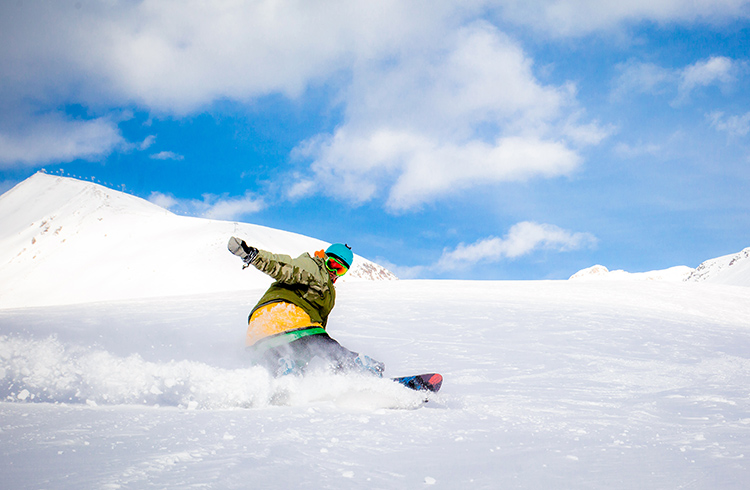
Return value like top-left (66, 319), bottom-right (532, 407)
top-left (2, 281), bottom-right (750, 488)
top-left (0, 173), bottom-right (395, 309)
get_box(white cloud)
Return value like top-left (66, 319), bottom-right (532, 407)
top-left (612, 56), bottom-right (741, 105)
top-left (286, 178), bottom-right (317, 200)
top-left (614, 141), bottom-right (663, 158)
top-left (139, 135), bottom-right (156, 150)
top-left (493, 0), bottom-right (750, 37)
top-left (370, 257), bottom-right (425, 280)
top-left (148, 191), bottom-right (264, 220)
top-left (0, 1), bottom-right (467, 166)
top-left (5, 1), bottom-right (747, 115)
top-left (612, 60), bottom-right (674, 99)
top-left (681, 57), bottom-right (736, 86)
top-left (294, 22), bottom-right (596, 211)
top-left (149, 151), bottom-right (184, 161)
top-left (0, 112), bottom-right (124, 168)
top-left (1, 1), bottom-right (461, 114)
top-left (562, 111), bottom-right (615, 146)
top-left (303, 131), bottom-right (581, 211)
top-left (342, 23), bottom-right (568, 134)
top-left (147, 192), bottom-right (179, 210)
top-left (708, 111), bottom-right (750, 137)
top-left (202, 195), bottom-right (265, 220)
top-left (436, 221), bottom-right (597, 270)
top-left (676, 56), bottom-right (737, 104)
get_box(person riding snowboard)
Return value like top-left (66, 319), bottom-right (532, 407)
top-left (227, 237), bottom-right (385, 378)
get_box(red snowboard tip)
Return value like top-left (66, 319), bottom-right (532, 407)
top-left (427, 373), bottom-right (443, 391)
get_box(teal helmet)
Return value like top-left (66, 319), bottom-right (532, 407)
top-left (325, 243), bottom-right (353, 269)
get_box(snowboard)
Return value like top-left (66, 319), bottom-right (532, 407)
top-left (392, 373), bottom-right (443, 393)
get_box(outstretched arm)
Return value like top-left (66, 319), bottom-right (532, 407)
top-left (228, 237), bottom-right (327, 290)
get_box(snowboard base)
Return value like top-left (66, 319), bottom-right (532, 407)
top-left (392, 373), bottom-right (443, 393)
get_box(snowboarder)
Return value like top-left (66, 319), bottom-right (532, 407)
top-left (227, 237), bottom-right (385, 378)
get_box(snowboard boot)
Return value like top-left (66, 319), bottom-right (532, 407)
top-left (276, 358), bottom-right (301, 377)
top-left (354, 355), bottom-right (385, 377)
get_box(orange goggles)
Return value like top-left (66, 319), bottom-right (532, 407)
top-left (325, 256), bottom-right (349, 276)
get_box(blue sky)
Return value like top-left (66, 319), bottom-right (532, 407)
top-left (1, 1), bottom-right (749, 279)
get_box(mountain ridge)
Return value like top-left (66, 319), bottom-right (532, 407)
top-left (569, 248), bottom-right (750, 287)
top-left (0, 172), bottom-right (395, 309)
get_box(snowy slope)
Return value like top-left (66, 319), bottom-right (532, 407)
top-left (685, 247), bottom-right (750, 287)
top-left (2, 280), bottom-right (750, 488)
top-left (570, 248), bottom-right (750, 287)
top-left (0, 173), bottom-right (395, 309)
top-left (569, 264), bottom-right (694, 282)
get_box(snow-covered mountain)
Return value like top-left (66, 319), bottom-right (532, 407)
top-left (570, 248), bottom-right (750, 287)
top-left (569, 264), bottom-right (694, 282)
top-left (0, 172), bottom-right (395, 309)
top-left (685, 247), bottom-right (750, 287)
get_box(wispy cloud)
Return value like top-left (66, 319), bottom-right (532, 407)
top-left (612, 56), bottom-right (740, 105)
top-left (0, 112), bottom-right (124, 168)
top-left (675, 56), bottom-right (737, 104)
top-left (614, 141), bottom-right (663, 158)
top-left (707, 111), bottom-right (750, 137)
top-left (139, 135), bottom-right (156, 150)
top-left (149, 151), bottom-right (184, 161)
top-left (612, 60), bottom-right (674, 99)
top-left (435, 221), bottom-right (598, 270)
top-left (370, 258), bottom-right (425, 280)
top-left (149, 191), bottom-right (264, 220)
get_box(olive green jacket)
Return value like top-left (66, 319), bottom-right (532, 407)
top-left (249, 250), bottom-right (336, 328)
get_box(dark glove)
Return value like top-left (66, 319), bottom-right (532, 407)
top-left (227, 236), bottom-right (258, 265)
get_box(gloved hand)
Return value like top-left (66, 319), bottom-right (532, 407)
top-left (227, 236), bottom-right (258, 265)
